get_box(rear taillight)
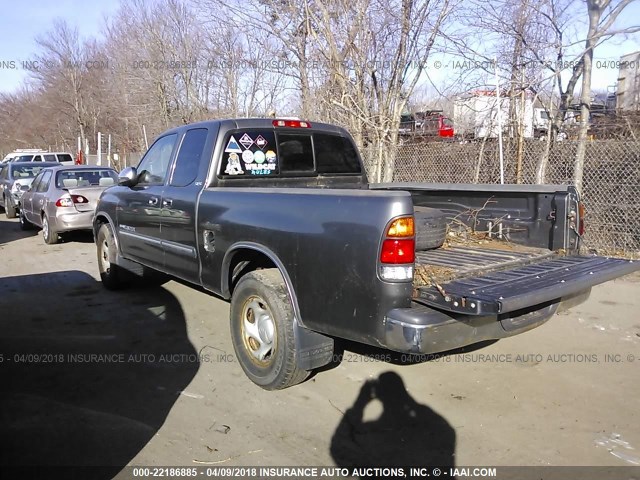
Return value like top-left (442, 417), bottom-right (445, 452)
top-left (578, 203), bottom-right (585, 236)
top-left (272, 119), bottom-right (311, 128)
top-left (379, 216), bottom-right (415, 281)
top-left (380, 239), bottom-right (415, 263)
top-left (55, 195), bottom-right (89, 207)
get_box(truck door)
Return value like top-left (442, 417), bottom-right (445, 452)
top-left (117, 133), bottom-right (178, 269)
top-left (160, 127), bottom-right (211, 283)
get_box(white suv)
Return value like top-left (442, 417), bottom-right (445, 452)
top-left (14, 152), bottom-right (74, 165)
top-left (2, 149), bottom-right (47, 164)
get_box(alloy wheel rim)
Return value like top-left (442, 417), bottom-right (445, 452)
top-left (241, 295), bottom-right (276, 367)
top-left (99, 239), bottom-right (110, 273)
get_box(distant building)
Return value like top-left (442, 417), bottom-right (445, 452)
top-left (616, 51), bottom-right (640, 111)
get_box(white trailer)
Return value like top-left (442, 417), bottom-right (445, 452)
top-left (453, 90), bottom-right (548, 139)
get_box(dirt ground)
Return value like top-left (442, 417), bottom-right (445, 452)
top-left (0, 214), bottom-right (639, 478)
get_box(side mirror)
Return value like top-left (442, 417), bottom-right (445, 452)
top-left (20, 184), bottom-right (30, 191)
top-left (118, 167), bottom-right (138, 187)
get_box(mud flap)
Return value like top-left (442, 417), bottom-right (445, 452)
top-left (294, 320), bottom-right (334, 371)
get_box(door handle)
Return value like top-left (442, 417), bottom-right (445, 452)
top-left (162, 199), bottom-right (173, 207)
top-left (148, 197), bottom-right (159, 206)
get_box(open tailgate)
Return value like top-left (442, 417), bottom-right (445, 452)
top-left (416, 255), bottom-right (639, 315)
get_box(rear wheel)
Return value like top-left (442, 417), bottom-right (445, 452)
top-left (5, 199), bottom-right (17, 218)
top-left (42, 214), bottom-right (59, 244)
top-left (230, 269), bottom-right (309, 390)
top-left (19, 208), bottom-right (33, 230)
top-left (96, 223), bottom-right (129, 290)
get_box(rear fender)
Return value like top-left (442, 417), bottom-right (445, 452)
top-left (222, 242), bottom-right (334, 370)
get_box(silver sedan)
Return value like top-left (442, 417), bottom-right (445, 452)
top-left (0, 162), bottom-right (60, 218)
top-left (19, 165), bottom-right (118, 244)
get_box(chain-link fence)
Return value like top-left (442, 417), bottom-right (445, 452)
top-left (382, 136), bottom-right (640, 257)
top-left (83, 131), bottom-right (640, 256)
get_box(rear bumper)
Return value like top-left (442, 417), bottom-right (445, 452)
top-left (383, 290), bottom-right (590, 354)
top-left (52, 210), bottom-right (94, 232)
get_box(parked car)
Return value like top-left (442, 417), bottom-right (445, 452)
top-left (1, 149), bottom-right (48, 164)
top-left (94, 118), bottom-right (640, 390)
top-left (10, 151), bottom-right (74, 165)
top-left (20, 165), bottom-right (118, 244)
top-left (0, 162), bottom-right (60, 218)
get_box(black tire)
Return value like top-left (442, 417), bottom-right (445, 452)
top-left (5, 199), bottom-right (17, 218)
top-left (42, 214), bottom-right (59, 244)
top-left (230, 269), bottom-right (309, 390)
top-left (19, 208), bottom-right (33, 230)
top-left (96, 223), bottom-right (130, 290)
top-left (414, 206), bottom-right (447, 250)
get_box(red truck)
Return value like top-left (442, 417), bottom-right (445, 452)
top-left (399, 110), bottom-right (454, 138)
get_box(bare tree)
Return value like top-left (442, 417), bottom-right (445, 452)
top-left (573, 0), bottom-right (638, 193)
top-left (27, 20), bottom-right (92, 150)
top-left (309, 0), bottom-right (455, 181)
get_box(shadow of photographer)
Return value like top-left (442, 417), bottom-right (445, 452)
top-left (330, 371), bottom-right (456, 477)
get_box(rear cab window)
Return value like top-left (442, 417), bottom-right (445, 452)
top-left (218, 129), bottom-right (361, 179)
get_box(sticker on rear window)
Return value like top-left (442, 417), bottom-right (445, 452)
top-left (265, 150), bottom-right (276, 163)
top-left (239, 133), bottom-right (254, 149)
top-left (242, 150), bottom-right (254, 163)
top-left (221, 131), bottom-right (278, 177)
top-left (254, 151), bottom-right (265, 163)
top-left (224, 153), bottom-right (244, 175)
top-left (225, 136), bottom-right (243, 153)
top-left (255, 135), bottom-right (268, 149)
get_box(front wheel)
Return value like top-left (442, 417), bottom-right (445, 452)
top-left (230, 269), bottom-right (309, 390)
top-left (42, 215), bottom-right (59, 244)
top-left (96, 223), bottom-right (130, 290)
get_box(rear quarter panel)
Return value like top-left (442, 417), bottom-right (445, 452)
top-left (198, 187), bottom-right (415, 344)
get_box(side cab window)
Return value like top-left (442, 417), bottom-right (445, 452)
top-left (136, 134), bottom-right (178, 185)
top-left (170, 128), bottom-right (208, 187)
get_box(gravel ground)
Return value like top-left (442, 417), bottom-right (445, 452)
top-left (0, 214), bottom-right (639, 479)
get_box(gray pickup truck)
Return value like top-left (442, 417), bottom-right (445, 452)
top-left (93, 118), bottom-right (639, 390)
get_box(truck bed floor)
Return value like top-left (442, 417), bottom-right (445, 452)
top-left (415, 243), bottom-right (557, 286)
